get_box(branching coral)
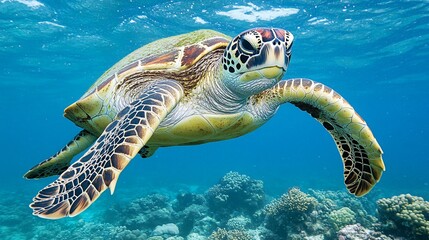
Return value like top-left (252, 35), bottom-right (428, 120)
top-left (377, 194), bottom-right (429, 239)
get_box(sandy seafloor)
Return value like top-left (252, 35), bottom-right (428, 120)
top-left (1, 0), bottom-right (428, 239)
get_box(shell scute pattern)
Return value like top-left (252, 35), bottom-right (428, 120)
top-left (140, 49), bottom-right (180, 70)
top-left (118, 35), bottom-right (229, 74)
top-left (118, 61), bottom-right (139, 76)
top-left (64, 31), bottom-right (229, 136)
top-left (181, 45), bottom-right (207, 68)
top-left (68, 30), bottom-right (229, 106)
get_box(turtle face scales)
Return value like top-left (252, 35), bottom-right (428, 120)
top-left (221, 28), bottom-right (294, 96)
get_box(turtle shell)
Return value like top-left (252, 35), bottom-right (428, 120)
top-left (64, 30), bottom-right (231, 135)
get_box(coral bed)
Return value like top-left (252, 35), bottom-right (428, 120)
top-left (2, 172), bottom-right (428, 240)
top-left (377, 194), bottom-right (429, 239)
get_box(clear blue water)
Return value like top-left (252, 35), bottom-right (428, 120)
top-left (1, 0), bottom-right (428, 239)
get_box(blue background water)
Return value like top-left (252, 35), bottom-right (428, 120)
top-left (1, 0), bottom-right (428, 238)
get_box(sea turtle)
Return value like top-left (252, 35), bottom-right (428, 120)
top-left (25, 28), bottom-right (385, 219)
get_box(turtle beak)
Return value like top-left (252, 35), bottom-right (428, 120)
top-left (239, 42), bottom-right (288, 82)
top-left (261, 38), bottom-right (291, 77)
top-left (239, 66), bottom-right (284, 82)
top-left (259, 66), bottom-right (284, 80)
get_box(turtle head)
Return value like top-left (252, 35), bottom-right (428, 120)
top-left (221, 28), bottom-right (293, 96)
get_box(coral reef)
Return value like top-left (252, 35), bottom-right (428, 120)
top-left (338, 224), bottom-right (391, 240)
top-left (173, 192), bottom-right (211, 236)
top-left (309, 189), bottom-right (377, 228)
top-left (173, 193), bottom-right (206, 212)
top-left (265, 188), bottom-right (317, 218)
top-left (328, 207), bottom-right (356, 231)
top-left (264, 187), bottom-right (318, 237)
top-left (4, 173), bottom-right (429, 240)
top-left (108, 193), bottom-right (176, 232)
top-left (226, 216), bottom-right (251, 230)
top-left (377, 194), bottom-right (429, 239)
top-left (208, 228), bottom-right (252, 240)
top-left (147, 236), bottom-right (184, 240)
top-left (33, 220), bottom-right (147, 240)
top-left (152, 223), bottom-right (180, 236)
top-left (190, 216), bottom-right (220, 237)
top-left (205, 172), bottom-right (264, 217)
top-left (187, 233), bottom-right (207, 240)
top-left (176, 203), bottom-right (209, 236)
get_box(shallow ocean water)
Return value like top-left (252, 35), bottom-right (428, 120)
top-left (1, 0), bottom-right (428, 239)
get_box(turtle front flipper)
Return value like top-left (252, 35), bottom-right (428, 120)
top-left (30, 80), bottom-right (184, 219)
top-left (263, 78), bottom-right (385, 196)
top-left (139, 145), bottom-right (159, 158)
top-left (24, 130), bottom-right (97, 179)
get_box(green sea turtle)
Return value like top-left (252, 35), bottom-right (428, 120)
top-left (25, 28), bottom-right (385, 219)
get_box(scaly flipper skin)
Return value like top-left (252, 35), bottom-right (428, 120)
top-left (263, 78), bottom-right (385, 196)
top-left (24, 130), bottom-right (97, 179)
top-left (30, 80), bottom-right (184, 219)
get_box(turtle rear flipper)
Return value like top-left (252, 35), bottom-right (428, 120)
top-left (264, 78), bottom-right (385, 196)
top-left (30, 80), bottom-right (184, 219)
top-left (24, 130), bottom-right (97, 179)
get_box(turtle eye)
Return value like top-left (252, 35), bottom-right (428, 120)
top-left (239, 33), bottom-right (260, 55)
top-left (239, 38), bottom-right (255, 54)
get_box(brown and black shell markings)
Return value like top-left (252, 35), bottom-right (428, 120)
top-left (63, 30), bottom-right (230, 136)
